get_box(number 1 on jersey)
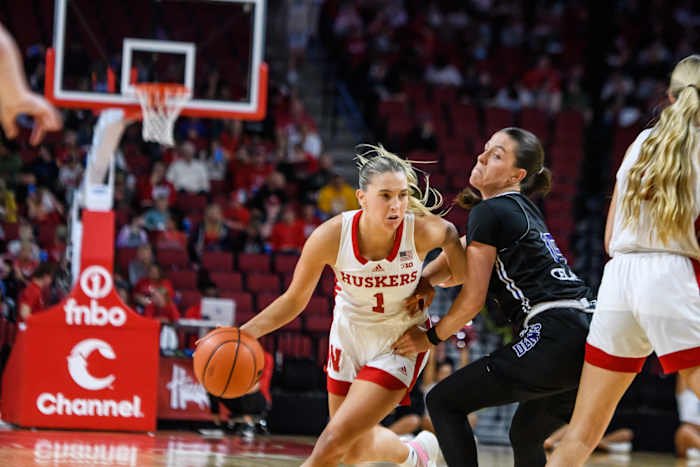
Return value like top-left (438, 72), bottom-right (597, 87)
top-left (372, 293), bottom-right (384, 313)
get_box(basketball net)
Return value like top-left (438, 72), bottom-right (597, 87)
top-left (133, 83), bottom-right (191, 147)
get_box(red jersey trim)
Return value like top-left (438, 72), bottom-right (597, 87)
top-left (584, 343), bottom-right (646, 373)
top-left (658, 346), bottom-right (700, 374)
top-left (351, 210), bottom-right (404, 264)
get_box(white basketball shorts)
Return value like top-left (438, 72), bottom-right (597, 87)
top-left (586, 252), bottom-right (700, 374)
top-left (325, 312), bottom-right (428, 405)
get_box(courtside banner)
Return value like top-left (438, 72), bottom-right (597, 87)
top-left (1, 211), bottom-right (160, 431)
top-left (157, 357), bottom-right (225, 421)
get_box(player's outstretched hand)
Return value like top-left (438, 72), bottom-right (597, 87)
top-left (393, 325), bottom-right (430, 356)
top-left (1, 90), bottom-right (62, 145)
top-left (403, 276), bottom-right (435, 316)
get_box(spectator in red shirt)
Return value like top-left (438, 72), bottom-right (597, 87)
top-left (156, 216), bottom-right (188, 250)
top-left (222, 189), bottom-right (251, 232)
top-left (188, 203), bottom-right (233, 261)
top-left (300, 202), bottom-right (321, 240)
top-left (133, 263), bottom-right (175, 308)
top-left (17, 262), bottom-right (54, 322)
top-left (235, 149), bottom-right (273, 192)
top-left (220, 119), bottom-right (243, 155)
top-left (138, 161), bottom-right (176, 208)
top-left (269, 206), bottom-right (305, 253)
top-left (13, 241), bottom-right (39, 283)
top-left (142, 287), bottom-right (180, 323)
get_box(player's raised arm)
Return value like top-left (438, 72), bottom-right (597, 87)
top-left (240, 216), bottom-right (341, 339)
top-left (0, 24), bottom-right (62, 145)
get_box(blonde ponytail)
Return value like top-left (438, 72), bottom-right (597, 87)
top-left (620, 55), bottom-right (700, 254)
top-left (356, 144), bottom-right (443, 216)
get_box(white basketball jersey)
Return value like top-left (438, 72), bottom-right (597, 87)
top-left (610, 128), bottom-right (700, 258)
top-left (332, 210), bottom-right (424, 327)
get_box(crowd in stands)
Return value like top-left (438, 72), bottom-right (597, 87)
top-left (0, 37), bottom-right (360, 364)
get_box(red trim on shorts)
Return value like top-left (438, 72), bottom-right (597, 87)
top-left (658, 346), bottom-right (700, 374)
top-left (351, 210), bottom-right (404, 264)
top-left (585, 343), bottom-right (646, 373)
top-left (400, 350), bottom-right (427, 405)
top-left (356, 366), bottom-right (406, 390)
top-left (327, 375), bottom-right (351, 396)
top-left (691, 259), bottom-right (700, 291)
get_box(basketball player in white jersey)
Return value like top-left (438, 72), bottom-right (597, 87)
top-left (0, 24), bottom-right (62, 144)
top-left (548, 55), bottom-right (700, 466)
top-left (241, 145), bottom-right (466, 466)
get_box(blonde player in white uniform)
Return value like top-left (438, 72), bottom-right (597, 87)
top-left (241, 145), bottom-right (465, 467)
top-left (548, 55), bottom-right (700, 466)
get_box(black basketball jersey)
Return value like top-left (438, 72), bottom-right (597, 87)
top-left (466, 192), bottom-right (594, 324)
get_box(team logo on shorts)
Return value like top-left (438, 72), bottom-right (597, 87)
top-left (512, 323), bottom-right (542, 358)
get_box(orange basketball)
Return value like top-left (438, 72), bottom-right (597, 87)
top-left (193, 327), bottom-right (265, 398)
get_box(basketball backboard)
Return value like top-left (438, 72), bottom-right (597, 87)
top-left (45, 0), bottom-right (267, 120)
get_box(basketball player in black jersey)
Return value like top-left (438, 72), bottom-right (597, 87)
top-left (394, 127), bottom-right (595, 466)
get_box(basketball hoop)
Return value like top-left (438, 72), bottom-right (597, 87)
top-left (132, 83), bottom-right (191, 146)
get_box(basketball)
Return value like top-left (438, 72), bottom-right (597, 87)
top-left (193, 327), bottom-right (265, 399)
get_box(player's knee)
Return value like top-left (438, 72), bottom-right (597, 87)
top-left (425, 385), bottom-right (444, 416)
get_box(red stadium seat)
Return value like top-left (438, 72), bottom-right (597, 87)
top-left (1, 222), bottom-right (19, 241)
top-left (176, 193), bottom-right (208, 213)
top-left (520, 108), bottom-right (550, 143)
top-left (220, 291), bottom-right (253, 314)
top-left (167, 269), bottom-right (197, 289)
top-left (201, 251), bottom-right (233, 272)
top-left (378, 99), bottom-right (408, 118)
top-left (246, 273), bottom-right (280, 293)
top-left (256, 292), bottom-right (278, 310)
top-left (281, 273), bottom-right (294, 289)
top-left (485, 107), bottom-right (514, 137)
top-left (277, 332), bottom-right (311, 357)
top-left (273, 253), bottom-right (299, 273)
top-left (305, 296), bottom-right (330, 315)
top-left (210, 271), bottom-right (243, 292)
top-left (235, 310), bottom-right (256, 326)
top-left (37, 223), bottom-right (57, 248)
top-left (317, 268), bottom-right (336, 297)
top-left (179, 290), bottom-right (201, 311)
top-left (317, 336), bottom-right (329, 368)
top-left (115, 246), bottom-right (138, 274)
top-left (280, 318), bottom-right (303, 332)
top-left (305, 315), bottom-right (332, 333)
top-left (238, 253), bottom-right (271, 272)
top-left (157, 248), bottom-right (190, 269)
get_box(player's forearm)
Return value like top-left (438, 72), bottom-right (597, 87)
top-left (240, 292), bottom-right (305, 339)
top-left (0, 25), bottom-right (30, 102)
top-left (433, 287), bottom-right (483, 341)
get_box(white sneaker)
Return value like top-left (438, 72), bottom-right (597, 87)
top-left (406, 430), bottom-right (444, 467)
top-left (603, 441), bottom-right (632, 453)
top-left (688, 447), bottom-right (700, 459)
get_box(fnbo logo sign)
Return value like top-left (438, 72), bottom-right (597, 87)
top-left (64, 266), bottom-right (126, 326)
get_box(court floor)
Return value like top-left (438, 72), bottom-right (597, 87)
top-left (0, 424), bottom-right (694, 466)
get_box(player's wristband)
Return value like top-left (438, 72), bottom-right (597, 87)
top-left (426, 327), bottom-right (443, 345)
